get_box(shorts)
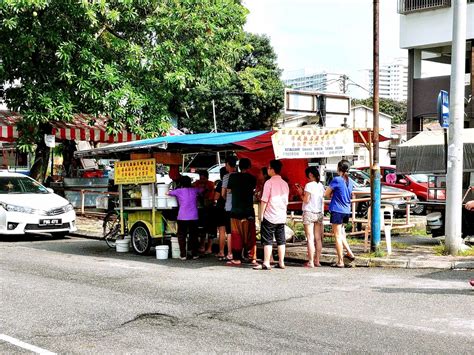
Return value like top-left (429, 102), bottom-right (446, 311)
top-left (216, 209), bottom-right (231, 234)
top-left (260, 218), bottom-right (286, 246)
top-left (302, 211), bottom-right (324, 225)
top-left (330, 211), bottom-right (350, 225)
top-left (198, 207), bottom-right (217, 237)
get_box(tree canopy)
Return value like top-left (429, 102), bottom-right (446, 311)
top-left (180, 33), bottom-right (284, 132)
top-left (352, 97), bottom-right (407, 124)
top-left (0, 0), bottom-right (249, 150)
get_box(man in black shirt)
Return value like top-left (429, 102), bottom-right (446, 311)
top-left (226, 158), bottom-right (257, 266)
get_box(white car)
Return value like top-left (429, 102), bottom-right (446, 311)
top-left (0, 172), bottom-right (76, 237)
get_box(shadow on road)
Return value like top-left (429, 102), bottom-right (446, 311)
top-left (416, 269), bottom-right (474, 282)
top-left (375, 287), bottom-right (473, 296)
top-left (0, 234), bottom-right (70, 242)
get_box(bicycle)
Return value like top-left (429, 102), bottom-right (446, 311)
top-left (103, 210), bottom-right (121, 248)
top-left (102, 194), bottom-right (122, 248)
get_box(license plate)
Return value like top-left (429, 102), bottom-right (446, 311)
top-left (39, 219), bottom-right (62, 226)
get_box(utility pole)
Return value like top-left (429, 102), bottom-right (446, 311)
top-left (212, 99), bottom-right (221, 165)
top-left (445, 0), bottom-right (467, 255)
top-left (370, 0), bottom-right (381, 252)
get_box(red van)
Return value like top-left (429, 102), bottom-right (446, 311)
top-left (357, 165), bottom-right (433, 215)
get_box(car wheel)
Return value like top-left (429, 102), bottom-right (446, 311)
top-left (51, 232), bottom-right (68, 239)
top-left (356, 202), bottom-right (369, 218)
top-left (131, 223), bottom-right (152, 255)
top-left (412, 203), bottom-right (426, 215)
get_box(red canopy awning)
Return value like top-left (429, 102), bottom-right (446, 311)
top-left (0, 110), bottom-right (141, 143)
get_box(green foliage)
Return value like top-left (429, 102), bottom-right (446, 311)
top-left (434, 243), bottom-right (474, 256)
top-left (0, 0), bottom-right (248, 148)
top-left (181, 33), bottom-right (284, 132)
top-left (352, 97), bottom-right (407, 124)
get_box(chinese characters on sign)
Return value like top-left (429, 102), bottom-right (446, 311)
top-left (271, 127), bottom-right (354, 159)
top-left (114, 159), bottom-right (157, 185)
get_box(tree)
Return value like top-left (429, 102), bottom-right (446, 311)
top-left (0, 0), bottom-right (248, 180)
top-left (180, 33), bottom-right (284, 132)
top-left (352, 97), bottom-right (407, 124)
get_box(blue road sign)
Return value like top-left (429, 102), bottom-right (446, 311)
top-left (437, 90), bottom-right (449, 128)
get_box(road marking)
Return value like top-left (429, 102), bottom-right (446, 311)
top-left (0, 334), bottom-right (56, 355)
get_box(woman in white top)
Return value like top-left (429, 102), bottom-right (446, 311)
top-left (296, 166), bottom-right (325, 268)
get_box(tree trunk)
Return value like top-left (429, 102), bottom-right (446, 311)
top-left (29, 139), bottom-right (50, 183)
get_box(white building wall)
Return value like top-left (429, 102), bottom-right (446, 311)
top-left (400, 5), bottom-right (474, 49)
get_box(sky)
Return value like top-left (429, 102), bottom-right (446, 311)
top-left (243, 0), bottom-right (449, 97)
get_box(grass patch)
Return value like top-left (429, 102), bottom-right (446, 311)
top-left (406, 227), bottom-right (428, 237)
top-left (433, 243), bottom-right (474, 256)
top-left (383, 241), bottom-right (409, 249)
top-left (359, 249), bottom-right (386, 258)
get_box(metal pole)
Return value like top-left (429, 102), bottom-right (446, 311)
top-left (212, 100), bottom-right (221, 165)
top-left (446, 0), bottom-right (466, 255)
top-left (370, 0), bottom-right (381, 252)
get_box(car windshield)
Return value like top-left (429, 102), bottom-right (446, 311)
top-left (409, 174), bottom-right (428, 183)
top-left (349, 170), bottom-right (370, 187)
top-left (0, 176), bottom-right (49, 194)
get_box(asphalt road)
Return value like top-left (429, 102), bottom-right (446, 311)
top-left (1, 235), bottom-right (473, 354)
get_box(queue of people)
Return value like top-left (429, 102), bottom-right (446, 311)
top-left (170, 157), bottom-right (356, 269)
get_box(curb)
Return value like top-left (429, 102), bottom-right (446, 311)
top-left (285, 251), bottom-right (474, 270)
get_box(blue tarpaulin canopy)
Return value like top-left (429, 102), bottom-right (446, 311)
top-left (75, 131), bottom-right (270, 158)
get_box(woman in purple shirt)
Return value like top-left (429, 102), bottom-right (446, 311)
top-left (324, 160), bottom-right (356, 267)
top-left (168, 176), bottom-right (202, 260)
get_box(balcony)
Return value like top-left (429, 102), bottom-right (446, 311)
top-left (398, 0), bottom-right (451, 14)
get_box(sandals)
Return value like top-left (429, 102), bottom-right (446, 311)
top-left (303, 262), bottom-right (315, 268)
top-left (226, 260), bottom-right (241, 267)
top-left (344, 254), bottom-right (356, 262)
top-left (274, 264), bottom-right (286, 269)
top-left (253, 264), bottom-right (271, 270)
top-left (331, 263), bottom-right (345, 268)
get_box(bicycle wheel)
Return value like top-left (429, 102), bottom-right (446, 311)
top-left (103, 211), bottom-right (120, 248)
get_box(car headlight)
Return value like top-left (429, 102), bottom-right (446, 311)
top-left (64, 204), bottom-right (74, 212)
top-left (0, 202), bottom-right (35, 214)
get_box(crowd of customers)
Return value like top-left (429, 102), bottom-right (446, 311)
top-left (169, 157), bottom-right (356, 269)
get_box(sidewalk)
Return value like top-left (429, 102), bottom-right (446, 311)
top-left (73, 215), bottom-right (474, 270)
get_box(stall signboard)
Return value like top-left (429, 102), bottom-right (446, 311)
top-left (114, 159), bottom-right (157, 185)
top-left (272, 127), bottom-right (354, 159)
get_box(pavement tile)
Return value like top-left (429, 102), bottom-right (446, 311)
top-left (407, 259), bottom-right (453, 269)
top-left (368, 258), bottom-right (409, 268)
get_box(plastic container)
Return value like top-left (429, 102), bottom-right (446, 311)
top-left (116, 239), bottom-right (130, 253)
top-left (426, 212), bottom-right (443, 230)
top-left (170, 237), bottom-right (180, 258)
top-left (157, 184), bottom-right (170, 197)
top-left (141, 185), bottom-right (153, 208)
top-left (156, 245), bottom-right (169, 259)
top-left (156, 197), bottom-right (167, 208)
top-left (167, 196), bottom-right (178, 208)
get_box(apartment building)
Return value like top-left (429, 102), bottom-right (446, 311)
top-left (368, 58), bottom-right (408, 101)
top-left (398, 0), bottom-right (474, 138)
top-left (283, 72), bottom-right (346, 94)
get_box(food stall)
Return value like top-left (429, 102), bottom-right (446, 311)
top-left (74, 130), bottom-right (312, 255)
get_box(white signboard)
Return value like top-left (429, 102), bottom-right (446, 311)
top-left (285, 89), bottom-right (318, 115)
top-left (272, 127), bottom-right (354, 159)
top-left (44, 134), bottom-right (55, 148)
top-left (325, 96), bottom-right (350, 114)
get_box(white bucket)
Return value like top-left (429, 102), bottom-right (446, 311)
top-left (116, 239), bottom-right (130, 253)
top-left (156, 197), bottom-right (167, 208)
top-left (141, 184), bottom-right (153, 208)
top-left (156, 245), bottom-right (169, 259)
top-left (167, 196), bottom-right (178, 208)
top-left (157, 184), bottom-right (170, 197)
top-left (171, 237), bottom-right (180, 259)
top-left (141, 197), bottom-right (153, 208)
